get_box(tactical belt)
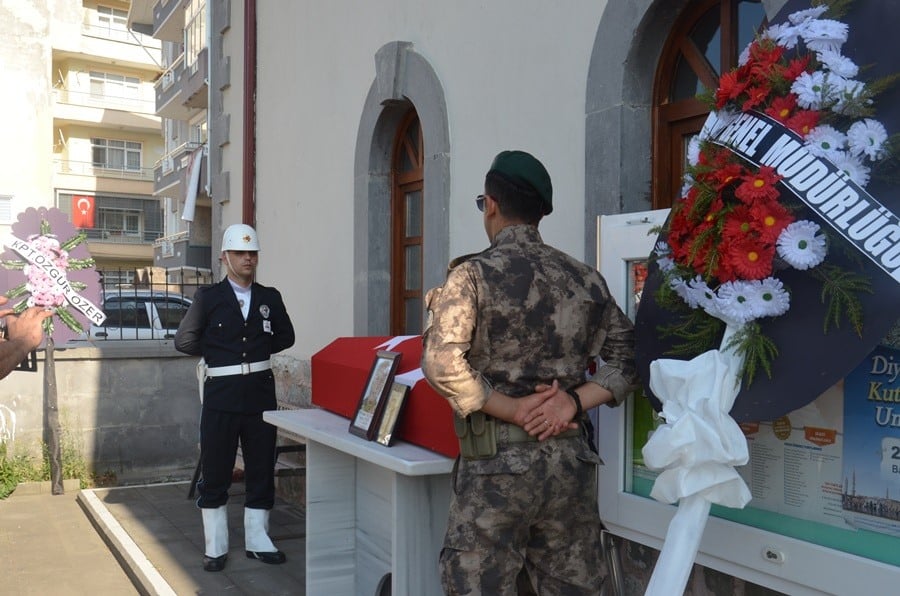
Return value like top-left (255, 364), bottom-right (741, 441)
top-left (501, 421), bottom-right (581, 443)
top-left (206, 359), bottom-right (271, 377)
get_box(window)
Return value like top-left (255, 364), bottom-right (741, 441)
top-left (98, 208), bottom-right (141, 238)
top-left (89, 71), bottom-right (141, 105)
top-left (102, 298), bottom-right (150, 329)
top-left (185, 0), bottom-right (207, 73)
top-left (92, 138), bottom-right (142, 171)
top-left (652, 0), bottom-right (766, 208)
top-left (155, 298), bottom-right (190, 329)
top-left (191, 118), bottom-right (208, 145)
top-left (390, 110), bottom-right (424, 335)
top-left (99, 269), bottom-right (135, 290)
top-left (0, 195), bottom-right (11, 224)
top-left (96, 5), bottom-right (128, 40)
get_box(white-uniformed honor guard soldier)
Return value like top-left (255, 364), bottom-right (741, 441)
top-left (175, 223), bottom-right (295, 572)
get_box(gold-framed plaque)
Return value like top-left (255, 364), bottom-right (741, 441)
top-left (349, 350), bottom-right (402, 440)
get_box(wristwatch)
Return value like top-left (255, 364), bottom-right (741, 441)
top-left (566, 388), bottom-right (583, 420)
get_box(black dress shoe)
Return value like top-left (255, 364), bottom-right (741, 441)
top-left (246, 550), bottom-right (287, 564)
top-left (203, 554), bottom-right (227, 572)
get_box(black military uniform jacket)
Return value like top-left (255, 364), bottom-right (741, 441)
top-left (175, 279), bottom-right (295, 413)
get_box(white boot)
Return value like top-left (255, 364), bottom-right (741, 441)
top-left (201, 505), bottom-right (229, 571)
top-left (244, 507), bottom-right (286, 564)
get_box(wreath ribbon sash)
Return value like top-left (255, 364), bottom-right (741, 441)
top-left (703, 109), bottom-right (900, 283)
top-left (4, 235), bottom-right (106, 326)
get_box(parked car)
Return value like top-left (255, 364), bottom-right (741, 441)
top-left (87, 290), bottom-right (193, 340)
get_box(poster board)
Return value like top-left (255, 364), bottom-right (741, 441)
top-left (596, 210), bottom-right (899, 595)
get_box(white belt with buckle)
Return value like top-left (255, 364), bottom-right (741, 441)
top-left (205, 360), bottom-right (271, 378)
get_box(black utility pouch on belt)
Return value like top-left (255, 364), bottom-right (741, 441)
top-left (454, 411), bottom-right (497, 460)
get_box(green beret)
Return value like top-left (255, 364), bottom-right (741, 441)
top-left (488, 150), bottom-right (553, 215)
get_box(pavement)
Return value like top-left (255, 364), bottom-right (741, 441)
top-left (0, 479), bottom-right (307, 596)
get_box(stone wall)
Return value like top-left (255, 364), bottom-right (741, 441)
top-left (0, 341), bottom-right (311, 485)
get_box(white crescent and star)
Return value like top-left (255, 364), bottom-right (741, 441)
top-left (76, 197), bottom-right (91, 215)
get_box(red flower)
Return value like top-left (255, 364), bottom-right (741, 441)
top-left (735, 166), bottom-right (782, 203)
top-left (785, 110), bottom-right (820, 136)
top-left (748, 39), bottom-right (784, 68)
top-left (784, 55), bottom-right (812, 81)
top-left (726, 237), bottom-right (775, 280)
top-left (722, 205), bottom-right (756, 240)
top-left (716, 70), bottom-right (748, 109)
top-left (690, 236), bottom-right (717, 276)
top-left (712, 238), bottom-right (737, 283)
top-left (711, 163), bottom-right (744, 189)
top-left (765, 94), bottom-right (798, 123)
top-left (742, 85), bottom-right (772, 111)
top-left (749, 199), bottom-right (794, 243)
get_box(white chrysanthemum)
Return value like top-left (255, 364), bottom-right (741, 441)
top-left (688, 278), bottom-right (726, 321)
top-left (714, 281), bottom-right (759, 325)
top-left (799, 19), bottom-right (849, 53)
top-left (847, 119), bottom-right (889, 161)
top-left (804, 125), bottom-right (847, 160)
top-left (831, 77), bottom-right (867, 115)
top-left (671, 276), bottom-right (714, 310)
top-left (654, 241), bottom-right (674, 272)
top-left (669, 277), bottom-right (695, 307)
top-left (788, 7), bottom-right (828, 25)
top-left (830, 150), bottom-right (871, 187)
top-left (817, 49), bottom-right (858, 78)
top-left (755, 278), bottom-right (791, 318)
top-left (687, 136), bottom-right (701, 166)
top-left (680, 178), bottom-right (693, 199)
top-left (791, 71), bottom-right (829, 109)
top-left (658, 255), bottom-right (675, 273)
top-left (777, 220), bottom-right (827, 270)
top-left (765, 22), bottom-right (801, 49)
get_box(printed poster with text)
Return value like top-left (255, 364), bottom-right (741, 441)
top-left (841, 345), bottom-right (900, 537)
top-left (736, 382), bottom-right (847, 529)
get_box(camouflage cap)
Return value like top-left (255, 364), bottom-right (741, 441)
top-left (488, 150), bottom-right (553, 215)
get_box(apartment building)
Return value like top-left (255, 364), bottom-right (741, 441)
top-left (127, 0), bottom-right (212, 275)
top-left (1, 1), bottom-right (169, 286)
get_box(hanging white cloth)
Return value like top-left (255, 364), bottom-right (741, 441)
top-left (642, 324), bottom-right (752, 595)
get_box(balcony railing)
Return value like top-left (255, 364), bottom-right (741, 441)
top-left (155, 141), bottom-right (203, 170)
top-left (55, 159), bottom-right (155, 182)
top-left (54, 88), bottom-right (156, 115)
top-left (81, 23), bottom-right (161, 49)
top-left (83, 228), bottom-right (163, 244)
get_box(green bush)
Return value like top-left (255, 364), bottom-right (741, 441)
top-left (0, 427), bottom-right (112, 498)
top-left (0, 442), bottom-right (45, 498)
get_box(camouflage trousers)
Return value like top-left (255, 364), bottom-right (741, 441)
top-left (440, 436), bottom-right (606, 595)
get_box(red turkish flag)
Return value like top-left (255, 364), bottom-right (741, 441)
top-left (71, 195), bottom-right (95, 228)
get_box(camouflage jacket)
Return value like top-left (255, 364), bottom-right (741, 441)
top-left (422, 224), bottom-right (638, 417)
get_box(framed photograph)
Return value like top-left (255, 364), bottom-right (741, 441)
top-left (376, 382), bottom-right (411, 447)
top-left (349, 350), bottom-right (402, 440)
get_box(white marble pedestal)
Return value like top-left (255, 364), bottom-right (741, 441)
top-left (263, 408), bottom-right (454, 596)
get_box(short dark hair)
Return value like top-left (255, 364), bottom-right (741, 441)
top-left (484, 171), bottom-right (545, 225)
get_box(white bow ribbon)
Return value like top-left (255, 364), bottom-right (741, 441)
top-left (643, 324), bottom-right (752, 595)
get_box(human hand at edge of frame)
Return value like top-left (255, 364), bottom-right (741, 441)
top-left (0, 295), bottom-right (13, 320)
top-left (3, 305), bottom-right (52, 351)
top-left (520, 380), bottom-right (579, 441)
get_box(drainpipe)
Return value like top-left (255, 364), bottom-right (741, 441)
top-left (242, 0), bottom-right (257, 226)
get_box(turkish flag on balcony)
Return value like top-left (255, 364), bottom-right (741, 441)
top-left (71, 195), bottom-right (95, 228)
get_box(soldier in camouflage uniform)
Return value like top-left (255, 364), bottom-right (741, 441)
top-left (422, 150), bottom-right (638, 595)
